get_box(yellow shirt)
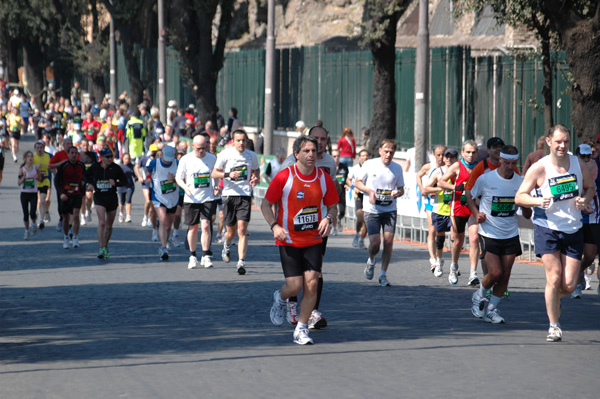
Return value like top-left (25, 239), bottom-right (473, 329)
top-left (33, 152), bottom-right (51, 188)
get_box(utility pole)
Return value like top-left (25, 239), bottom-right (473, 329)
top-left (414, 0), bottom-right (429, 170)
top-left (109, 1), bottom-right (117, 105)
top-left (157, 0), bottom-right (167, 122)
top-left (263, 0), bottom-right (276, 155)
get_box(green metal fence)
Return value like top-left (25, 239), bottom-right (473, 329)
top-left (115, 44), bottom-right (575, 158)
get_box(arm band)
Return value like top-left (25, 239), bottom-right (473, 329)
top-left (224, 172), bottom-right (230, 178)
top-left (270, 222), bottom-right (278, 230)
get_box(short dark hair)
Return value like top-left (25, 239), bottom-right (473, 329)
top-left (380, 139), bottom-right (397, 151)
top-left (232, 129), bottom-right (248, 140)
top-left (358, 149), bottom-right (369, 157)
top-left (548, 124), bottom-right (570, 138)
top-left (67, 146), bottom-right (78, 153)
top-left (293, 135), bottom-right (318, 155)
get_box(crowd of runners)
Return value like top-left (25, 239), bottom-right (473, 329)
top-left (2, 85), bottom-right (599, 345)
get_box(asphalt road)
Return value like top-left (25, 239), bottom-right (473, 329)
top-left (1, 135), bottom-right (599, 399)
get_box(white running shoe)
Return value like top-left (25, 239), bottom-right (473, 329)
top-left (72, 236), bottom-right (79, 248)
top-left (80, 213), bottom-right (87, 226)
top-left (570, 284), bottom-right (582, 299)
top-left (188, 255), bottom-right (198, 269)
top-left (125, 214), bottom-right (132, 223)
top-left (358, 237), bottom-right (366, 250)
top-left (434, 259), bottom-right (444, 277)
top-left (379, 275), bottom-right (391, 286)
top-left (546, 325), bottom-right (562, 342)
top-left (151, 229), bottom-right (159, 242)
top-left (202, 255), bottom-right (213, 268)
top-left (57, 222), bottom-right (63, 232)
top-left (118, 213), bottom-right (124, 223)
top-left (483, 308), bottom-right (505, 324)
top-left (31, 223), bottom-right (38, 236)
top-left (222, 245), bottom-right (231, 263)
top-left (293, 327), bottom-right (314, 345)
top-left (141, 216), bottom-right (148, 227)
top-left (331, 227), bottom-right (338, 236)
top-left (171, 236), bottom-right (182, 247)
top-left (159, 247), bottom-right (169, 261)
top-left (286, 300), bottom-right (299, 325)
top-left (86, 212), bottom-right (92, 222)
top-left (236, 260), bottom-right (246, 275)
top-left (584, 274), bottom-right (591, 290)
top-left (44, 212), bottom-right (51, 223)
top-left (471, 291), bottom-right (486, 319)
top-left (364, 258), bottom-right (376, 280)
top-left (449, 265), bottom-right (459, 285)
top-left (467, 274), bottom-right (480, 286)
top-left (215, 233), bottom-right (222, 243)
top-left (270, 290), bottom-right (286, 326)
top-left (63, 236), bottom-right (70, 249)
top-left (308, 309), bottom-right (327, 329)
top-left (352, 234), bottom-right (359, 248)
top-left (23, 230), bottom-right (30, 240)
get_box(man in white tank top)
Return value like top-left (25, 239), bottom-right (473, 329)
top-left (516, 124), bottom-right (594, 342)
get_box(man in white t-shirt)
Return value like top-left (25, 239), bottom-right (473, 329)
top-left (354, 139), bottom-right (405, 286)
top-left (467, 145), bottom-right (531, 324)
top-left (212, 129), bottom-right (260, 275)
top-left (176, 135), bottom-right (219, 270)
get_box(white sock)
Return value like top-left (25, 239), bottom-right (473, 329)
top-left (296, 322), bottom-right (308, 331)
top-left (380, 270), bottom-right (387, 277)
top-left (173, 229), bottom-right (179, 237)
top-left (479, 285), bottom-right (487, 298)
top-left (488, 295), bottom-right (501, 311)
top-left (451, 262), bottom-right (459, 270)
top-left (470, 268), bottom-right (477, 277)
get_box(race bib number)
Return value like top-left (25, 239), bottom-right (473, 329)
top-left (23, 178), bottom-right (35, 189)
top-left (85, 163), bottom-right (92, 170)
top-left (293, 206), bottom-right (319, 232)
top-left (97, 179), bottom-right (112, 192)
top-left (160, 179), bottom-right (176, 194)
top-left (376, 189), bottom-right (393, 206)
top-left (65, 182), bottom-right (80, 194)
top-left (460, 192), bottom-right (467, 206)
top-left (491, 196), bottom-right (516, 217)
top-left (442, 190), bottom-right (453, 205)
top-left (231, 165), bottom-right (248, 181)
top-left (548, 174), bottom-right (579, 201)
top-left (193, 173), bottom-right (210, 188)
top-left (336, 174), bottom-right (345, 184)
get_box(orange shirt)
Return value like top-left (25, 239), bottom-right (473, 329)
top-left (265, 165), bottom-right (339, 247)
top-left (465, 158), bottom-right (520, 190)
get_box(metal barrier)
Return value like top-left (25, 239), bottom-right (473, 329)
top-left (254, 184), bottom-right (536, 261)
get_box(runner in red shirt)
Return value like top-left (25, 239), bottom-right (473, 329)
top-left (262, 135), bottom-right (339, 345)
top-left (437, 140), bottom-right (478, 285)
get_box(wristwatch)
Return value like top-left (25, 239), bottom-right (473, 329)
top-left (326, 215), bottom-right (333, 224)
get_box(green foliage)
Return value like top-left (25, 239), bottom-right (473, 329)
top-left (360, 0), bottom-right (409, 49)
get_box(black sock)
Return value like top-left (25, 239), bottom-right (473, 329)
top-left (203, 250), bottom-right (212, 257)
top-left (190, 251), bottom-right (196, 257)
top-left (314, 276), bottom-right (323, 310)
top-left (289, 296), bottom-right (298, 302)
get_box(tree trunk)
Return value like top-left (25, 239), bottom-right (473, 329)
top-left (193, 23), bottom-right (218, 125)
top-left (539, 28), bottom-right (553, 134)
top-left (120, 26), bottom-right (144, 108)
top-left (368, 17), bottom-right (398, 155)
top-left (5, 38), bottom-right (19, 83)
top-left (554, 6), bottom-right (600, 141)
top-left (22, 41), bottom-right (45, 110)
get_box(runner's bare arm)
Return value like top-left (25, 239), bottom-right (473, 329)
top-left (261, 198), bottom-right (288, 241)
top-left (437, 162), bottom-right (459, 191)
top-left (515, 162), bottom-right (550, 208)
